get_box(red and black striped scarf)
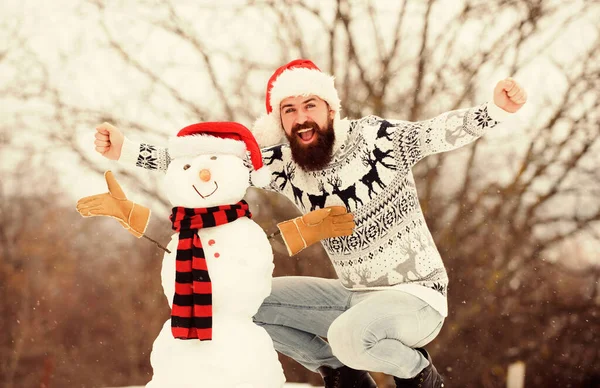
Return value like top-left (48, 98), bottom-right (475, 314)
top-left (169, 200), bottom-right (251, 341)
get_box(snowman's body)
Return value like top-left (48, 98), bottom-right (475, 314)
top-left (146, 129), bottom-right (285, 388)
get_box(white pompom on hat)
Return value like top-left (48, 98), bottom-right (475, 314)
top-left (169, 122), bottom-right (271, 187)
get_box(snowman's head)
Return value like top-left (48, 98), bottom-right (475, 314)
top-left (165, 137), bottom-right (251, 208)
top-left (165, 122), bottom-right (271, 208)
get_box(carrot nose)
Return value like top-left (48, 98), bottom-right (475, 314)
top-left (199, 169), bottom-right (211, 182)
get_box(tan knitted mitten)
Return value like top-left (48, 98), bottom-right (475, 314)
top-left (277, 206), bottom-right (354, 256)
top-left (76, 171), bottom-right (150, 238)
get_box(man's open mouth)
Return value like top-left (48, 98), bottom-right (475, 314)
top-left (192, 182), bottom-right (218, 198)
top-left (297, 128), bottom-right (316, 143)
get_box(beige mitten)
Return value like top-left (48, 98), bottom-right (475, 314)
top-left (76, 171), bottom-right (150, 238)
top-left (277, 206), bottom-right (354, 256)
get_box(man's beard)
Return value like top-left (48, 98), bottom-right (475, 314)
top-left (285, 116), bottom-right (335, 172)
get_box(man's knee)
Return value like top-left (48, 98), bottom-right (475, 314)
top-left (328, 313), bottom-right (421, 377)
top-left (327, 311), bottom-right (370, 368)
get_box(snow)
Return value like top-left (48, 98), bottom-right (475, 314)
top-left (145, 136), bottom-right (285, 388)
top-left (284, 385), bottom-right (321, 387)
top-left (111, 385), bottom-right (318, 388)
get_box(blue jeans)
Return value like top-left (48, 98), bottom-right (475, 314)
top-left (253, 276), bottom-right (444, 379)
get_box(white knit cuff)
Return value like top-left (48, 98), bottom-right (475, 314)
top-left (118, 137), bottom-right (141, 166)
top-left (486, 101), bottom-right (514, 122)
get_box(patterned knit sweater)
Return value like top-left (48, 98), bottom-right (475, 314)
top-left (119, 102), bottom-right (513, 316)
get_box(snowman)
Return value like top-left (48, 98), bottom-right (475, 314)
top-left (147, 122), bottom-right (285, 388)
top-left (78, 122), bottom-right (285, 388)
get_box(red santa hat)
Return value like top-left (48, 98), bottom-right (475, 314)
top-left (252, 59), bottom-right (342, 148)
top-left (168, 122), bottom-right (271, 187)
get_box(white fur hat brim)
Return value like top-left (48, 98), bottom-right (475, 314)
top-left (269, 67), bottom-right (341, 117)
top-left (168, 134), bottom-right (246, 160)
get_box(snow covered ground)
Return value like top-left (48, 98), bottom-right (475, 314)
top-left (113, 385), bottom-right (318, 387)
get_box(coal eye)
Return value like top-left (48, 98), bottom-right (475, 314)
top-left (210, 156), bottom-right (217, 160)
top-left (183, 164), bottom-right (191, 170)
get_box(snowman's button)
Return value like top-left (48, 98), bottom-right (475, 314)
top-left (208, 239), bottom-right (215, 246)
top-left (214, 252), bottom-right (220, 258)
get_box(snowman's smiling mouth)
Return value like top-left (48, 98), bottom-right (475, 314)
top-left (192, 182), bottom-right (219, 198)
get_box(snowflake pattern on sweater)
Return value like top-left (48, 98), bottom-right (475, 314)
top-left (125, 103), bottom-right (499, 301)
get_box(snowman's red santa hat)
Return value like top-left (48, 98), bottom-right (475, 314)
top-left (169, 122), bottom-right (271, 187)
top-left (252, 59), bottom-right (342, 148)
